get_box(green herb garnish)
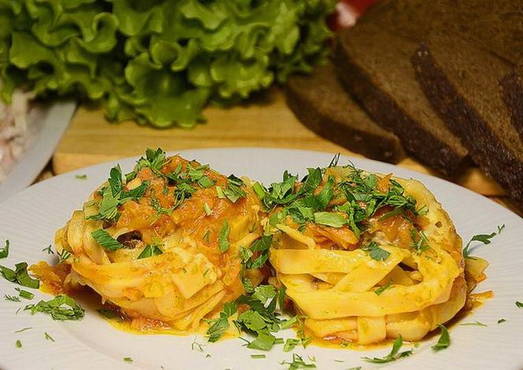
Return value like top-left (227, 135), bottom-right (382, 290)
top-left (460, 321), bottom-right (487, 327)
top-left (362, 336), bottom-right (413, 363)
top-left (203, 203), bottom-right (212, 216)
top-left (362, 242), bottom-right (390, 261)
top-left (281, 353), bottom-right (316, 369)
top-left (14, 327), bottom-right (31, 333)
top-left (15, 288), bottom-right (34, 300)
top-left (375, 282), bottom-right (392, 295)
top-left (42, 245), bottom-right (54, 255)
top-left (516, 301), bottom-right (523, 308)
top-left (15, 340), bottom-right (21, 348)
top-left (57, 249), bottom-right (71, 262)
top-left (218, 221), bottom-right (230, 253)
top-left (497, 318), bottom-right (506, 324)
top-left (251, 354), bottom-right (266, 359)
top-left (91, 229), bottom-right (124, 251)
top-left (44, 332), bottom-right (55, 342)
top-left (0, 240), bottom-right (9, 258)
top-left (25, 295), bottom-right (85, 321)
top-left (137, 244), bottom-right (163, 259)
top-left (75, 174), bottom-right (87, 180)
top-left (4, 295), bottom-right (20, 302)
top-left (123, 357), bottom-right (133, 363)
top-left (0, 262), bottom-right (40, 289)
top-left (463, 225), bottom-right (505, 259)
top-left (313, 212), bottom-right (346, 228)
top-left (432, 325), bottom-right (450, 351)
top-left (206, 301), bottom-right (237, 342)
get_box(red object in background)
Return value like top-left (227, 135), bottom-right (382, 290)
top-left (342, 0), bottom-right (377, 14)
top-left (328, 0), bottom-right (378, 30)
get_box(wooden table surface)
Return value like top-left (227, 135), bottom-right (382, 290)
top-left (53, 88), bottom-right (520, 214)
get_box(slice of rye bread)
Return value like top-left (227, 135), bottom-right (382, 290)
top-left (285, 63), bottom-right (405, 163)
top-left (500, 66), bottom-right (523, 142)
top-left (333, 23), bottom-right (470, 177)
top-left (358, 0), bottom-right (523, 65)
top-left (412, 32), bottom-right (523, 205)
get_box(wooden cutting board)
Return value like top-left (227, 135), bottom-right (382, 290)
top-left (53, 88), bottom-right (503, 196)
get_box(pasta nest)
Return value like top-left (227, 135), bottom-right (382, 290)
top-left (268, 167), bottom-right (467, 344)
top-left (55, 155), bottom-right (264, 331)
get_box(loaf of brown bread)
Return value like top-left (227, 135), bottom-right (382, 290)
top-left (334, 23), bottom-right (469, 177)
top-left (412, 32), bottom-right (523, 205)
top-left (500, 66), bottom-right (523, 142)
top-left (359, 0), bottom-right (523, 64)
top-left (285, 63), bottom-right (405, 163)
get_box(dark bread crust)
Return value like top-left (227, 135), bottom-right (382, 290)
top-left (412, 42), bottom-right (523, 203)
top-left (333, 28), bottom-right (470, 178)
top-left (500, 69), bottom-right (523, 142)
top-left (285, 64), bottom-right (405, 163)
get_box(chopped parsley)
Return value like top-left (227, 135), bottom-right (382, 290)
top-left (313, 212), bottom-right (346, 228)
top-left (4, 294), bottom-right (20, 302)
top-left (15, 339), bottom-right (21, 348)
top-left (460, 321), bottom-right (487, 327)
top-left (0, 262), bottom-right (40, 289)
top-left (222, 175), bottom-right (246, 203)
top-left (281, 353), bottom-right (316, 369)
top-left (88, 165), bottom-right (149, 222)
top-left (362, 241), bottom-right (390, 261)
top-left (362, 336), bottom-right (413, 363)
top-left (42, 245), bottom-right (54, 255)
top-left (44, 332), bottom-right (55, 342)
top-left (463, 225), bottom-right (505, 259)
top-left (191, 338), bottom-right (205, 352)
top-left (137, 244), bottom-right (163, 259)
top-left (97, 308), bottom-right (120, 320)
top-left (516, 301), bottom-right (523, 308)
top-left (57, 249), bottom-right (71, 262)
top-left (14, 327), bottom-right (31, 333)
top-left (0, 240), bottom-right (9, 258)
top-left (123, 357), bottom-right (133, 363)
top-left (206, 301), bottom-right (237, 342)
top-left (135, 148), bottom-right (167, 175)
top-left (15, 288), bottom-right (34, 300)
top-left (250, 354), bottom-right (266, 359)
top-left (218, 221), bottom-right (230, 253)
top-left (283, 338), bottom-right (301, 352)
top-left (431, 325), bottom-right (450, 351)
top-left (203, 203), bottom-right (212, 216)
top-left (374, 282), bottom-right (392, 295)
top-left (75, 174), bottom-right (87, 180)
top-left (498, 319), bottom-right (507, 324)
top-left (410, 229), bottom-right (429, 253)
top-left (25, 295), bottom-right (85, 321)
top-left (91, 229), bottom-right (124, 251)
top-left (240, 235), bottom-right (272, 270)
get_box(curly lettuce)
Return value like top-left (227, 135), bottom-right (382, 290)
top-left (0, 0), bottom-right (335, 127)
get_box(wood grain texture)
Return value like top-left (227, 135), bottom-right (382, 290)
top-left (53, 88), bottom-right (504, 196)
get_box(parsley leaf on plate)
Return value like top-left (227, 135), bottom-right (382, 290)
top-left (0, 262), bottom-right (40, 289)
top-left (0, 240), bottom-right (9, 258)
top-left (432, 325), bottom-right (450, 351)
top-left (362, 336), bottom-right (413, 363)
top-left (313, 212), bottom-right (346, 228)
top-left (463, 224), bottom-right (505, 259)
top-left (25, 295), bottom-right (84, 321)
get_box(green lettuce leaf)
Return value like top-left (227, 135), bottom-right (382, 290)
top-left (0, 0), bottom-right (335, 127)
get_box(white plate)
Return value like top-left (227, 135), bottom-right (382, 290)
top-left (0, 148), bottom-right (521, 370)
top-left (0, 101), bottom-right (76, 203)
